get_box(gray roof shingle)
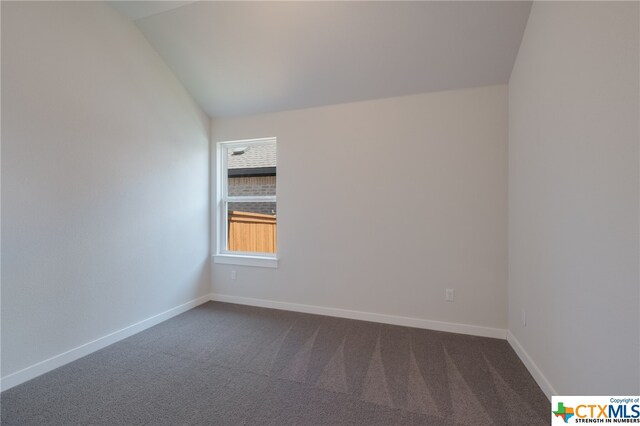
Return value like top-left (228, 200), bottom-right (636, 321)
top-left (228, 143), bottom-right (276, 169)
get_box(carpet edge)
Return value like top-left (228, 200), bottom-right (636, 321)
top-left (209, 293), bottom-right (508, 339)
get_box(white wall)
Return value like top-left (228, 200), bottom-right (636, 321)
top-left (1, 2), bottom-right (210, 379)
top-left (509, 2), bottom-right (639, 395)
top-left (211, 85), bottom-right (508, 333)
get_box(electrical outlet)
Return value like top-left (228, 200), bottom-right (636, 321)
top-left (521, 309), bottom-right (526, 327)
top-left (231, 270), bottom-right (237, 280)
top-left (445, 288), bottom-right (454, 302)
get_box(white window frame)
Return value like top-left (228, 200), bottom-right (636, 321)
top-left (213, 137), bottom-right (278, 268)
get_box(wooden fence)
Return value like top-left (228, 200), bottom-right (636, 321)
top-left (228, 211), bottom-right (277, 253)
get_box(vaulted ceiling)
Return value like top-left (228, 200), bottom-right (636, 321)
top-left (109, 1), bottom-right (532, 118)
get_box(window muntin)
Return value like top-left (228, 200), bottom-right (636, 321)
top-left (218, 138), bottom-right (276, 258)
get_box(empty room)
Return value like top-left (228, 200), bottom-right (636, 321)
top-left (1, 1), bottom-right (638, 425)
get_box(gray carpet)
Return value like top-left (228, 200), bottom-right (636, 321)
top-left (1, 302), bottom-right (550, 425)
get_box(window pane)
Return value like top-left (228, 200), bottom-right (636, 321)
top-left (227, 202), bottom-right (277, 254)
top-left (227, 143), bottom-right (276, 197)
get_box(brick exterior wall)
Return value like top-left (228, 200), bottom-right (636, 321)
top-left (228, 176), bottom-right (276, 215)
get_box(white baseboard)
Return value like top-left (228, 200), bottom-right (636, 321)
top-left (0, 292), bottom-right (525, 393)
top-left (209, 293), bottom-right (507, 339)
top-left (0, 294), bottom-right (212, 392)
top-left (506, 330), bottom-right (556, 400)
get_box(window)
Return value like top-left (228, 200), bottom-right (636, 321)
top-left (214, 138), bottom-right (277, 268)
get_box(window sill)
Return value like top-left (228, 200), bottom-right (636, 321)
top-left (213, 254), bottom-right (279, 268)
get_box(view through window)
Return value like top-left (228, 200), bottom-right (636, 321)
top-left (220, 139), bottom-right (276, 255)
